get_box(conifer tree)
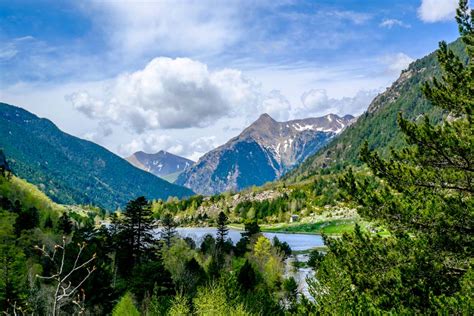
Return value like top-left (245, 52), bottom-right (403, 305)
top-left (216, 211), bottom-right (228, 247)
top-left (314, 1), bottom-right (474, 312)
top-left (117, 196), bottom-right (155, 270)
top-left (160, 213), bottom-right (177, 247)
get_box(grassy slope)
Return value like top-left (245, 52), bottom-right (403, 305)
top-left (0, 174), bottom-right (64, 223)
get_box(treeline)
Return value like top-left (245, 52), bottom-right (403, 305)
top-left (153, 176), bottom-right (344, 225)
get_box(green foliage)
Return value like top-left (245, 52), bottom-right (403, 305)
top-left (160, 212), bottom-right (177, 247)
top-left (112, 292), bottom-right (140, 316)
top-left (312, 4), bottom-right (474, 313)
top-left (168, 293), bottom-right (191, 316)
top-left (115, 197), bottom-right (156, 273)
top-left (193, 282), bottom-right (250, 316)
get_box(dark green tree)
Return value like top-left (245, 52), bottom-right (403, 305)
top-left (58, 212), bottom-right (73, 235)
top-left (237, 259), bottom-right (257, 292)
top-left (116, 196), bottom-right (156, 272)
top-left (216, 211), bottom-right (229, 247)
top-left (160, 213), bottom-right (177, 247)
top-left (14, 207), bottom-right (39, 236)
top-left (0, 150), bottom-right (11, 178)
top-left (241, 220), bottom-right (260, 239)
top-left (312, 2), bottom-right (473, 313)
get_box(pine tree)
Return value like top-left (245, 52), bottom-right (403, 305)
top-left (323, 1), bottom-right (474, 312)
top-left (58, 212), bottom-right (73, 235)
top-left (216, 211), bottom-right (228, 247)
top-left (160, 213), bottom-right (177, 247)
top-left (118, 196), bottom-right (155, 270)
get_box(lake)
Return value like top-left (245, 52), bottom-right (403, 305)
top-left (173, 227), bottom-right (324, 251)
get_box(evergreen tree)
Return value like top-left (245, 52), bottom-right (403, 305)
top-left (311, 2), bottom-right (474, 313)
top-left (117, 196), bottom-right (156, 271)
top-left (216, 211), bottom-right (228, 247)
top-left (160, 213), bottom-right (177, 247)
top-left (112, 292), bottom-right (140, 316)
top-left (58, 212), bottom-right (73, 235)
top-left (237, 260), bottom-right (257, 291)
top-left (241, 220), bottom-right (260, 239)
top-left (0, 150), bottom-right (11, 178)
top-left (14, 207), bottom-right (39, 236)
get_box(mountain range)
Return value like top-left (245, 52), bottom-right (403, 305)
top-left (126, 150), bottom-right (194, 182)
top-left (0, 103), bottom-right (193, 209)
top-left (176, 113), bottom-right (354, 195)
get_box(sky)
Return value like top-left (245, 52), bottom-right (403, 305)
top-left (0, 0), bottom-right (462, 161)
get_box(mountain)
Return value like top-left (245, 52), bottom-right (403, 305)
top-left (287, 39), bottom-right (466, 181)
top-left (176, 113), bottom-right (354, 195)
top-left (0, 102), bottom-right (194, 209)
top-left (126, 150), bottom-right (194, 181)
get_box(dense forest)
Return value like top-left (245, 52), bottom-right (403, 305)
top-left (0, 2), bottom-right (473, 315)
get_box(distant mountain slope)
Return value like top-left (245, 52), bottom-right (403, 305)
top-left (0, 103), bottom-right (194, 209)
top-left (287, 39), bottom-right (466, 181)
top-left (176, 113), bottom-right (354, 195)
top-left (126, 150), bottom-right (194, 180)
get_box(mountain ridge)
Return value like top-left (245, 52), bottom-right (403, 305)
top-left (0, 102), bottom-right (194, 209)
top-left (176, 113), bottom-right (354, 195)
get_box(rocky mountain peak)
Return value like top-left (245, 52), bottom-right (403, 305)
top-left (126, 150), bottom-right (194, 180)
top-left (176, 113), bottom-right (355, 195)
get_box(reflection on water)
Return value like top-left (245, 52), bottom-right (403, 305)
top-left (169, 227), bottom-right (324, 251)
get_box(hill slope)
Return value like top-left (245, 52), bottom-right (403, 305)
top-left (0, 103), bottom-right (194, 209)
top-left (287, 39), bottom-right (466, 181)
top-left (176, 113), bottom-right (354, 195)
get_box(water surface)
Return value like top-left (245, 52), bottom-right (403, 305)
top-left (174, 227), bottom-right (324, 251)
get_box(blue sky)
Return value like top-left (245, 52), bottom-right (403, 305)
top-left (0, 0), bottom-right (462, 160)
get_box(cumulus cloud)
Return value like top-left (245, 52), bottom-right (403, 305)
top-left (68, 57), bottom-right (261, 133)
top-left (418, 0), bottom-right (458, 23)
top-left (380, 53), bottom-right (414, 75)
top-left (259, 90), bottom-right (291, 121)
top-left (379, 19), bottom-right (411, 29)
top-left (298, 89), bottom-right (379, 117)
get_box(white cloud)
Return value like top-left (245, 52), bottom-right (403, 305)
top-left (326, 10), bottom-right (372, 25)
top-left (118, 133), bottom-right (218, 161)
top-left (379, 19), bottom-right (411, 29)
top-left (418, 0), bottom-right (458, 23)
top-left (380, 53), bottom-right (414, 75)
top-left (68, 57), bottom-right (261, 133)
top-left (87, 1), bottom-right (242, 57)
top-left (259, 90), bottom-right (291, 121)
top-left (298, 88), bottom-right (379, 117)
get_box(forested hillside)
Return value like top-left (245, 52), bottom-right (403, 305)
top-left (0, 103), bottom-right (193, 209)
top-left (288, 39), bottom-right (467, 181)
